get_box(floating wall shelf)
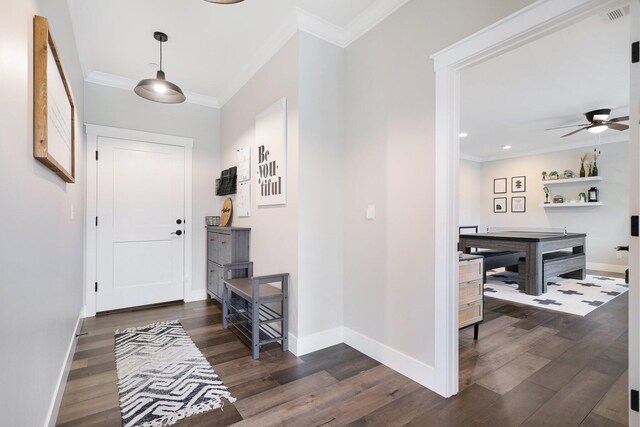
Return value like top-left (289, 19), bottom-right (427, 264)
top-left (539, 202), bottom-right (603, 208)
top-left (539, 177), bottom-right (603, 185)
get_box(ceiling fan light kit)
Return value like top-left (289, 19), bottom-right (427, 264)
top-left (545, 108), bottom-right (629, 137)
top-left (134, 32), bottom-right (186, 104)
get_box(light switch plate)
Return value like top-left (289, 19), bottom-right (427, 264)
top-left (366, 205), bottom-right (376, 220)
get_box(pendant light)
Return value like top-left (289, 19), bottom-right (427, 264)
top-left (134, 32), bottom-right (186, 104)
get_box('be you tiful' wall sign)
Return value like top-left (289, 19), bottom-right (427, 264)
top-left (255, 98), bottom-right (287, 206)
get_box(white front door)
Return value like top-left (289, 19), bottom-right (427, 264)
top-left (96, 137), bottom-right (185, 312)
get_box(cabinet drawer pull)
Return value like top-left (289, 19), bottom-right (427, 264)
top-left (467, 301), bottom-right (478, 307)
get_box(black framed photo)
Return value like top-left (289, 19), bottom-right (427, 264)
top-left (511, 196), bottom-right (526, 213)
top-left (494, 197), bottom-right (507, 213)
top-left (511, 176), bottom-right (526, 193)
top-left (493, 178), bottom-right (507, 194)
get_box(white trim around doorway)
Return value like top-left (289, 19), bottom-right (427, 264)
top-left (430, 0), bottom-right (629, 398)
top-left (84, 124), bottom-right (194, 317)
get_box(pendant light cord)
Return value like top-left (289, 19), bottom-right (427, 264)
top-left (159, 40), bottom-right (163, 71)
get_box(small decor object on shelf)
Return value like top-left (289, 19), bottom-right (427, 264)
top-left (494, 197), bottom-right (507, 213)
top-left (543, 186), bottom-right (550, 204)
top-left (541, 171), bottom-right (547, 180)
top-left (221, 198), bottom-right (233, 226)
top-left (580, 153), bottom-right (589, 177)
top-left (592, 149), bottom-right (600, 177)
top-left (579, 192), bottom-right (587, 203)
top-left (206, 216), bottom-right (221, 226)
top-left (563, 170), bottom-right (574, 179)
top-left (511, 196), bottom-right (526, 213)
top-left (553, 195), bottom-right (564, 204)
top-left (549, 171), bottom-right (559, 180)
top-left (511, 176), bottom-right (526, 193)
top-left (588, 187), bottom-right (599, 202)
top-left (587, 161), bottom-right (593, 177)
top-left (494, 178), bottom-right (507, 194)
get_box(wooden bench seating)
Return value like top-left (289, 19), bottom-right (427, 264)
top-left (479, 250), bottom-right (525, 284)
top-left (518, 251), bottom-right (586, 295)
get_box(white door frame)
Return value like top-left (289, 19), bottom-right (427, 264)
top-left (84, 124), bottom-right (194, 317)
top-left (431, 1), bottom-right (638, 414)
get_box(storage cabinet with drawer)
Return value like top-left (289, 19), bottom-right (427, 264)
top-left (458, 254), bottom-right (484, 339)
top-left (206, 226), bottom-right (250, 301)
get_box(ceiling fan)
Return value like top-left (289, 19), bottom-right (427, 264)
top-left (545, 108), bottom-right (629, 137)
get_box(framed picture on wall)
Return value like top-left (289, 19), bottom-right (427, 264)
top-left (494, 197), bottom-right (507, 213)
top-left (493, 178), bottom-right (507, 194)
top-left (511, 176), bottom-right (526, 193)
top-left (512, 196), bottom-right (526, 213)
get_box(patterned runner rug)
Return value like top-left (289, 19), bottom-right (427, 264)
top-left (485, 269), bottom-right (628, 316)
top-left (114, 320), bottom-right (236, 427)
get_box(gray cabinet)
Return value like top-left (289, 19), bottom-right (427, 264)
top-left (206, 226), bottom-right (250, 301)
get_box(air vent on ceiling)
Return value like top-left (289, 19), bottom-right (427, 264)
top-left (600, 5), bottom-right (630, 23)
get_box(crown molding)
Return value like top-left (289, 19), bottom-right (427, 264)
top-left (343, 0), bottom-right (412, 47)
top-left (217, 12), bottom-right (299, 107)
top-left (297, 8), bottom-right (346, 48)
top-left (85, 71), bottom-right (220, 108)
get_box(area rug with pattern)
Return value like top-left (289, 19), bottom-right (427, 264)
top-left (114, 320), bottom-right (236, 427)
top-left (484, 269), bottom-right (628, 316)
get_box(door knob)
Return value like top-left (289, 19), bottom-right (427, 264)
top-left (176, 219), bottom-right (183, 224)
top-left (171, 230), bottom-right (183, 236)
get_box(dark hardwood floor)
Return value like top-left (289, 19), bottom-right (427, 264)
top-left (56, 277), bottom-right (628, 426)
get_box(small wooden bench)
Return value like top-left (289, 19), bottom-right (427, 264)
top-left (479, 250), bottom-right (525, 284)
top-left (518, 251), bottom-right (586, 295)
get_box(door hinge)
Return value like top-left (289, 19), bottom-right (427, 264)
top-left (95, 282), bottom-right (98, 292)
top-left (633, 41), bottom-right (639, 64)
top-left (632, 389), bottom-right (639, 412)
top-left (95, 216), bottom-right (99, 226)
top-left (95, 150), bottom-right (99, 161)
top-left (632, 216), bottom-right (638, 237)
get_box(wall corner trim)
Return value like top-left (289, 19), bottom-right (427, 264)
top-left (45, 309), bottom-right (84, 427)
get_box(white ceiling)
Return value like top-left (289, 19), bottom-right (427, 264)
top-left (66, 0), bottom-right (390, 107)
top-left (460, 10), bottom-right (630, 161)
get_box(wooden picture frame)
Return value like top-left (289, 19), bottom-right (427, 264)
top-left (33, 15), bottom-right (75, 183)
top-left (512, 196), bottom-right (526, 213)
top-left (494, 197), bottom-right (507, 213)
top-left (493, 177), bottom-right (507, 194)
top-left (511, 176), bottom-right (526, 193)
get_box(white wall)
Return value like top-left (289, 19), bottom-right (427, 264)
top-left (220, 36), bottom-right (301, 337)
top-left (343, 0), bottom-right (535, 370)
top-left (459, 158), bottom-right (482, 230)
top-left (298, 33), bottom-right (345, 344)
top-left (0, 1), bottom-right (85, 425)
top-left (84, 82), bottom-right (220, 298)
top-left (478, 143), bottom-right (629, 271)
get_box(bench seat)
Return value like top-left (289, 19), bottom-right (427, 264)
top-left (479, 250), bottom-right (526, 284)
top-left (518, 251), bottom-right (586, 295)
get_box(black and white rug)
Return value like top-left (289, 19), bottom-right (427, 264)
top-left (114, 320), bottom-right (236, 427)
top-left (485, 269), bottom-right (628, 316)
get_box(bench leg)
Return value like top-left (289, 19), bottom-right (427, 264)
top-left (252, 299), bottom-right (260, 360)
top-left (473, 323), bottom-right (479, 340)
top-left (222, 284), bottom-right (228, 329)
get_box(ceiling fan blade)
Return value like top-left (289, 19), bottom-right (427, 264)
top-left (562, 127), bottom-right (587, 137)
top-left (545, 123), bottom-right (589, 131)
top-left (608, 122), bottom-right (629, 131)
top-left (608, 116), bottom-right (629, 123)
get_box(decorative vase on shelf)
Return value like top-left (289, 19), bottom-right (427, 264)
top-left (588, 166), bottom-right (593, 177)
top-left (580, 162), bottom-right (586, 178)
top-left (592, 162), bottom-right (598, 177)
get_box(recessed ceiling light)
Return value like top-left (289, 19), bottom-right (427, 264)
top-left (459, 132), bottom-right (468, 138)
top-left (502, 145), bottom-right (512, 150)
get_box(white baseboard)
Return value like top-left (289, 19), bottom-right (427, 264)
top-left (343, 327), bottom-right (437, 391)
top-left (184, 288), bottom-right (208, 303)
top-left (587, 262), bottom-right (627, 274)
top-left (45, 308), bottom-right (84, 427)
top-left (289, 327), bottom-right (344, 357)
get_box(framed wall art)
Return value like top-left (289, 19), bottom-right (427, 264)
top-left (255, 98), bottom-right (287, 206)
top-left (33, 15), bottom-right (75, 183)
top-left (512, 196), bottom-right (526, 213)
top-left (511, 176), bottom-right (526, 193)
top-left (494, 197), bottom-right (507, 213)
top-left (493, 178), bottom-right (507, 194)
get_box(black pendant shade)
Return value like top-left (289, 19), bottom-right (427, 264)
top-left (134, 32), bottom-right (185, 104)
